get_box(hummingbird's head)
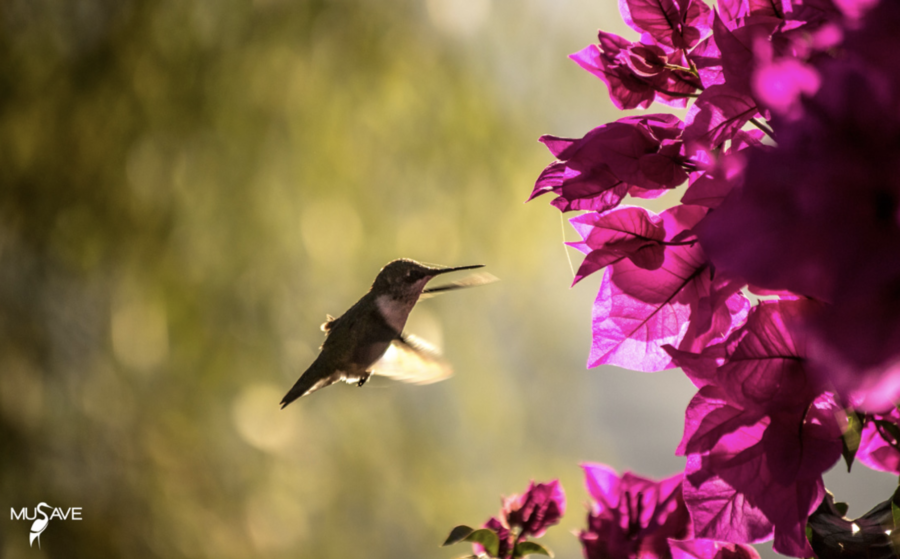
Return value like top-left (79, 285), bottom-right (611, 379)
top-left (372, 259), bottom-right (483, 297)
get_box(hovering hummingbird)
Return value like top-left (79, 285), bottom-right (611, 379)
top-left (280, 258), bottom-right (495, 407)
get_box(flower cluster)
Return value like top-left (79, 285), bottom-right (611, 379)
top-left (442, 480), bottom-right (565, 559)
top-left (529, 0), bottom-right (900, 556)
top-left (579, 464), bottom-right (759, 559)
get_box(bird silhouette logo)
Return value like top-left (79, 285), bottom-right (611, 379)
top-left (29, 503), bottom-right (50, 548)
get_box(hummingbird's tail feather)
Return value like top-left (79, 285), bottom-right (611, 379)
top-left (280, 360), bottom-right (341, 408)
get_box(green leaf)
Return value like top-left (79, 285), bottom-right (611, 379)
top-left (464, 528), bottom-right (500, 558)
top-left (834, 501), bottom-right (849, 517)
top-left (892, 498), bottom-right (900, 532)
top-left (514, 540), bottom-right (554, 557)
top-left (443, 525), bottom-right (474, 546)
top-left (841, 409), bottom-right (862, 472)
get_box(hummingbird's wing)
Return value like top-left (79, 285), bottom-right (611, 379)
top-left (419, 272), bottom-right (499, 299)
top-left (370, 333), bottom-right (452, 385)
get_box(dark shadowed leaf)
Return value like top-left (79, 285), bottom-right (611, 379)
top-left (465, 529), bottom-right (500, 558)
top-left (443, 525), bottom-right (475, 546)
top-left (514, 540), bottom-right (553, 557)
top-left (809, 491), bottom-right (896, 559)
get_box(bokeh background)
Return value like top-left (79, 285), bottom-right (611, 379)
top-left (0, 0), bottom-right (894, 557)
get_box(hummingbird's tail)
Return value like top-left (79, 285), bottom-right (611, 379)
top-left (280, 359), bottom-right (338, 408)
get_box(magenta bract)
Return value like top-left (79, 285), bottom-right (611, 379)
top-left (668, 538), bottom-right (761, 559)
top-left (619, 0), bottom-right (711, 50)
top-left (531, 0), bottom-right (900, 557)
top-left (570, 33), bottom-right (701, 110)
top-left (502, 480), bottom-right (566, 538)
top-left (568, 206), bottom-right (668, 284)
top-left (532, 115), bottom-right (689, 214)
top-left (590, 205), bottom-right (747, 371)
top-left (857, 408), bottom-right (900, 474)
top-left (698, 0), bottom-right (900, 410)
top-left (580, 464), bottom-right (690, 559)
top-left (683, 85), bottom-right (759, 148)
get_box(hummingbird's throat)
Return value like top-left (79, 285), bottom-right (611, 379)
top-left (375, 293), bottom-right (419, 332)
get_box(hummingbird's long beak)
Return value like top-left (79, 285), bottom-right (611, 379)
top-left (425, 264), bottom-right (484, 277)
top-left (421, 266), bottom-right (497, 296)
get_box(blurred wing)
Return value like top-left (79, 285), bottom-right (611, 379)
top-left (370, 333), bottom-right (452, 385)
top-left (419, 272), bottom-right (498, 299)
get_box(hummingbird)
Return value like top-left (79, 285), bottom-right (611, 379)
top-left (280, 258), bottom-right (495, 408)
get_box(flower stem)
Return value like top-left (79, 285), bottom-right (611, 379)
top-left (749, 117), bottom-right (776, 139)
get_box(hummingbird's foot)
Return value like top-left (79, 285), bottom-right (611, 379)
top-left (357, 373), bottom-right (371, 387)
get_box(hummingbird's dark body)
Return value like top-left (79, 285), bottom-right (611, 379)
top-left (280, 259), bottom-right (491, 407)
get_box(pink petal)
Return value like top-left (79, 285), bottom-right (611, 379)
top-left (684, 85), bottom-right (759, 148)
top-left (668, 538), bottom-right (761, 559)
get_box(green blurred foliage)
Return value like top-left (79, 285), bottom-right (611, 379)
top-left (0, 0), bottom-right (703, 558)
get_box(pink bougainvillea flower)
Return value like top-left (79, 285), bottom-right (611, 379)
top-left (681, 149), bottom-right (749, 209)
top-left (571, 33), bottom-right (656, 110)
top-left (711, 300), bottom-right (817, 414)
top-left (529, 0), bottom-right (900, 558)
top-left (688, 35), bottom-right (725, 89)
top-left (712, 13), bottom-right (781, 97)
top-left (682, 127), bottom-right (764, 209)
top-left (857, 408), bottom-right (900, 474)
top-left (670, 300), bottom-right (831, 454)
top-left (668, 538), bottom-right (761, 559)
top-left (667, 302), bottom-right (845, 556)
top-left (580, 463), bottom-right (690, 559)
top-left (751, 53), bottom-right (820, 119)
top-left (683, 85), bottom-right (760, 149)
top-left (469, 480), bottom-right (565, 557)
top-left (578, 115), bottom-right (689, 192)
top-left (717, 0), bottom-right (789, 26)
top-left (502, 480), bottom-right (566, 537)
top-left (681, 393), bottom-right (843, 557)
top-left (567, 206), bottom-right (668, 284)
top-left (531, 158), bottom-right (628, 213)
top-left (668, 305), bottom-right (846, 556)
top-left (618, 0), bottom-right (712, 50)
top-left (570, 32), bottom-right (701, 111)
top-left (832, 0), bottom-right (880, 20)
top-left (590, 205), bottom-right (748, 371)
top-left (531, 114), bottom-right (689, 214)
top-left (699, 0), bottom-right (900, 410)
